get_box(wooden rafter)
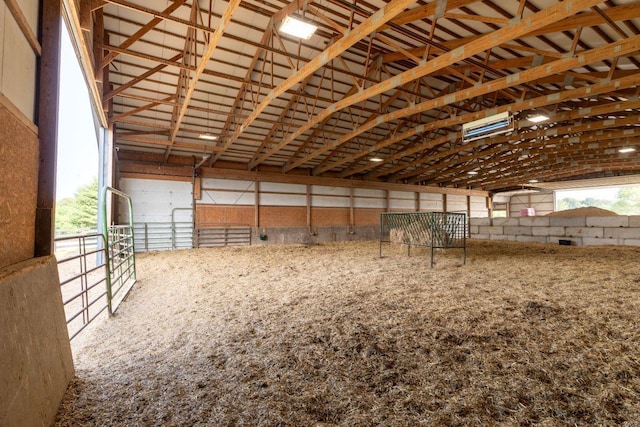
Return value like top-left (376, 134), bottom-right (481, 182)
top-left (216, 0), bottom-right (419, 169)
top-left (164, 0), bottom-right (241, 159)
top-left (268, 0), bottom-right (605, 172)
top-left (305, 31), bottom-right (640, 175)
top-left (345, 73), bottom-right (640, 179)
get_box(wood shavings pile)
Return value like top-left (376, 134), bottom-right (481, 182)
top-left (54, 240), bottom-right (640, 426)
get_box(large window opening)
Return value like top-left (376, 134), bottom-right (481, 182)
top-left (55, 22), bottom-right (99, 235)
top-left (556, 185), bottom-right (640, 215)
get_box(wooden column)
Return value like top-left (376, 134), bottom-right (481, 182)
top-left (349, 187), bottom-right (354, 232)
top-left (415, 192), bottom-right (420, 212)
top-left (467, 195), bottom-right (472, 237)
top-left (442, 193), bottom-right (447, 213)
top-left (254, 180), bottom-right (259, 227)
top-left (34, 0), bottom-right (62, 257)
top-left (306, 184), bottom-right (311, 229)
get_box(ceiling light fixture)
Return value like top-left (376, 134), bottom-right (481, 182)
top-left (528, 179), bottom-right (539, 183)
top-left (369, 157), bottom-right (383, 162)
top-left (618, 147), bottom-right (636, 153)
top-left (279, 15), bottom-right (318, 39)
top-left (467, 171), bottom-right (478, 175)
top-left (198, 133), bottom-right (218, 141)
top-left (528, 114), bottom-right (549, 123)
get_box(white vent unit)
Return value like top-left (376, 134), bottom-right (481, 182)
top-left (462, 112), bottom-right (514, 142)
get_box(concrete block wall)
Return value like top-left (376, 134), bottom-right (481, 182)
top-left (470, 215), bottom-right (640, 246)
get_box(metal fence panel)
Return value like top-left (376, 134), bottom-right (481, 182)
top-left (380, 212), bottom-right (466, 267)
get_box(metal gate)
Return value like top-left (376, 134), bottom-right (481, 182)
top-left (195, 225), bottom-right (252, 247)
top-left (101, 186), bottom-right (137, 313)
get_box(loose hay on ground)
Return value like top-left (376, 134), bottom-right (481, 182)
top-left (54, 240), bottom-right (640, 426)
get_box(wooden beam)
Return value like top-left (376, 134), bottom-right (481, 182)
top-left (307, 33), bottom-right (640, 175)
top-left (220, 0), bottom-right (419, 169)
top-left (379, 4), bottom-right (640, 64)
top-left (403, 131), bottom-right (640, 184)
top-left (101, 0), bottom-right (187, 67)
top-left (386, 0), bottom-right (480, 28)
top-left (35, 0), bottom-right (62, 257)
top-left (377, 101), bottom-right (640, 181)
top-left (342, 74), bottom-right (640, 179)
top-left (165, 0), bottom-right (241, 157)
top-left (103, 0), bottom-right (215, 34)
top-left (267, 0), bottom-right (604, 172)
top-left (443, 12), bottom-right (509, 25)
top-left (110, 94), bottom-right (177, 122)
top-left (4, 0), bottom-right (41, 56)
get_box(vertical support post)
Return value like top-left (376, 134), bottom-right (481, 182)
top-left (306, 184), bottom-right (312, 233)
top-left (415, 192), bottom-right (420, 212)
top-left (93, 7), bottom-right (104, 97)
top-left (254, 180), bottom-right (260, 243)
top-left (487, 196), bottom-right (493, 218)
top-left (349, 187), bottom-right (354, 234)
top-left (463, 213), bottom-right (467, 265)
top-left (442, 193), bottom-right (448, 213)
top-left (34, 0), bottom-right (62, 257)
top-left (254, 180), bottom-right (260, 228)
top-left (466, 195), bottom-right (471, 238)
top-left (385, 190), bottom-right (390, 212)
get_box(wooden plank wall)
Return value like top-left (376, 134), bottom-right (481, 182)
top-left (0, 99), bottom-right (39, 268)
top-left (195, 177), bottom-right (490, 229)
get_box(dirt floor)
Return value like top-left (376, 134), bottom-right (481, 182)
top-left (54, 239), bottom-right (640, 426)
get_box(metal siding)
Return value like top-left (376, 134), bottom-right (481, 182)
top-left (119, 178), bottom-right (193, 223)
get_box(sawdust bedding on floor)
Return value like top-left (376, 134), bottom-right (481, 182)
top-left (54, 239), bottom-right (640, 426)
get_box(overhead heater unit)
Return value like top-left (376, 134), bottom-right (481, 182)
top-left (462, 111), bottom-right (514, 142)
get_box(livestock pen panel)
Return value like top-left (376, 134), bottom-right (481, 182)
top-left (380, 211), bottom-right (466, 267)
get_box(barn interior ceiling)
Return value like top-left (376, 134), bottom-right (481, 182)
top-left (79, 0), bottom-right (640, 192)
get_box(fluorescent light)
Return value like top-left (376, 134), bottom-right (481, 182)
top-left (279, 16), bottom-right (318, 39)
top-left (618, 147), bottom-right (636, 153)
top-left (369, 157), bottom-right (383, 162)
top-left (467, 171), bottom-right (478, 175)
top-left (528, 114), bottom-right (549, 123)
top-left (528, 179), bottom-right (539, 183)
top-left (198, 133), bottom-right (217, 141)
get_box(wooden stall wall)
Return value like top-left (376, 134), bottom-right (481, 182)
top-left (0, 100), bottom-right (39, 267)
top-left (1, 2), bottom-right (75, 426)
top-left (194, 177), bottom-right (490, 243)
